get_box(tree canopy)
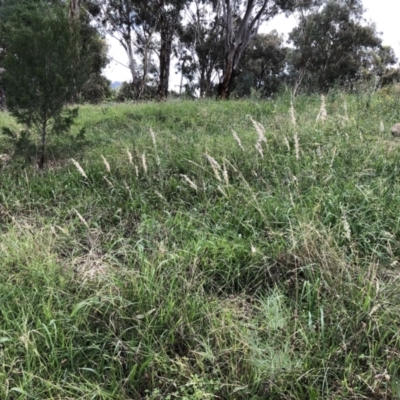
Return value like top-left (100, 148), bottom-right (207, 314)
top-left (287, 0), bottom-right (392, 93)
top-left (0, 0), bottom-right (95, 167)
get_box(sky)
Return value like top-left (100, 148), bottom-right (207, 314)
top-left (102, 0), bottom-right (400, 84)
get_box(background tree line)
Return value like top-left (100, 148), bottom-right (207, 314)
top-left (0, 0), bottom-right (399, 107)
top-left (91, 0), bottom-right (399, 100)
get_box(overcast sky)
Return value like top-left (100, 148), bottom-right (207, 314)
top-left (103, 0), bottom-right (400, 84)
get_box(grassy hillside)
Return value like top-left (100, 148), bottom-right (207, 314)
top-left (1, 90), bottom-right (400, 399)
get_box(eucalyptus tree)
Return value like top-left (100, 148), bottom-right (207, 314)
top-left (288, 0), bottom-right (388, 93)
top-left (233, 31), bottom-right (287, 97)
top-left (155, 0), bottom-right (188, 99)
top-left (98, 0), bottom-right (187, 100)
top-left (178, 0), bottom-right (224, 97)
top-left (217, 0), bottom-right (298, 99)
top-left (360, 45), bottom-right (398, 86)
top-left (97, 0), bottom-right (143, 95)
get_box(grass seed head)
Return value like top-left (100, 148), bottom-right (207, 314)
top-left (101, 155), bottom-right (111, 173)
top-left (343, 101), bottom-right (349, 121)
top-left (205, 154), bottom-right (222, 182)
top-left (294, 132), bottom-right (300, 160)
top-left (103, 176), bottom-right (113, 187)
top-left (126, 149), bottom-right (133, 165)
top-left (70, 158), bottom-right (87, 179)
top-left (217, 185), bottom-right (227, 197)
top-left (154, 191), bottom-right (166, 201)
top-left (149, 128), bottom-right (157, 148)
top-left (255, 140), bottom-right (264, 158)
top-left (232, 130), bottom-right (245, 151)
top-left (180, 174), bottom-right (198, 191)
top-left (316, 94), bottom-right (328, 122)
top-left (290, 99), bottom-right (296, 126)
top-left (142, 153), bottom-right (148, 174)
top-left (222, 162), bottom-right (229, 185)
top-left (74, 209), bottom-right (89, 228)
top-left (248, 115), bottom-right (266, 143)
top-left (284, 136), bottom-right (290, 152)
top-left (342, 213), bottom-right (351, 241)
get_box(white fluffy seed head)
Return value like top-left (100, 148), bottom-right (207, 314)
top-left (342, 214), bottom-right (351, 241)
top-left (154, 191), bottom-right (165, 201)
top-left (70, 158), bottom-right (87, 179)
top-left (294, 132), bottom-right (300, 160)
top-left (205, 154), bottom-right (222, 182)
top-left (255, 140), bottom-right (264, 158)
top-left (343, 101), bottom-right (349, 121)
top-left (149, 128), bottom-right (157, 148)
top-left (127, 149), bottom-right (133, 165)
top-left (284, 136), bottom-right (290, 152)
top-left (141, 153), bottom-right (148, 174)
top-left (101, 155), bottom-right (111, 173)
top-left (222, 163), bottom-right (229, 185)
top-left (217, 185), bottom-right (227, 197)
top-left (290, 99), bottom-right (296, 126)
top-left (232, 130), bottom-right (245, 151)
top-left (316, 94), bottom-right (327, 122)
top-left (248, 115), bottom-right (266, 143)
top-left (180, 174), bottom-right (198, 191)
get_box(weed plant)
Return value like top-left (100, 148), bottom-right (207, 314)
top-left (1, 89), bottom-right (400, 398)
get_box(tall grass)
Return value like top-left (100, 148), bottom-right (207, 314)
top-left (1, 90), bottom-right (400, 398)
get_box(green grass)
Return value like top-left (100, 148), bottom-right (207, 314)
top-left (1, 89), bottom-right (400, 399)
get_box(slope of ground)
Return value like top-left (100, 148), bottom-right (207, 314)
top-left (1, 91), bottom-right (400, 399)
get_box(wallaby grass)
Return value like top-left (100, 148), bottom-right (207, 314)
top-left (1, 89), bottom-right (400, 398)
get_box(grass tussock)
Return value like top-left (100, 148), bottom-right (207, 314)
top-left (1, 91), bottom-right (400, 398)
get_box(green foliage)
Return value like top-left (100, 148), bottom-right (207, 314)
top-left (288, 0), bottom-right (396, 93)
top-left (81, 73), bottom-right (112, 104)
top-left (0, 0), bottom-right (92, 167)
top-left (78, 7), bottom-right (112, 103)
top-left (233, 32), bottom-right (288, 98)
top-left (178, 3), bottom-right (224, 98)
top-left (116, 81), bottom-right (158, 102)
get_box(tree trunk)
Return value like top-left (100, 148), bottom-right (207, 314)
top-left (69, 0), bottom-right (80, 19)
top-left (219, 48), bottom-right (236, 99)
top-left (199, 68), bottom-right (206, 98)
top-left (38, 119), bottom-right (47, 169)
top-left (158, 31), bottom-right (172, 100)
top-left (137, 29), bottom-right (155, 100)
top-left (179, 61), bottom-right (185, 95)
top-left (0, 68), bottom-right (5, 110)
top-left (205, 66), bottom-right (213, 97)
top-left (0, 87), bottom-right (5, 111)
top-left (126, 41), bottom-right (140, 92)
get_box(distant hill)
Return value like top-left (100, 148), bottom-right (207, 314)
top-left (111, 81), bottom-right (122, 90)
